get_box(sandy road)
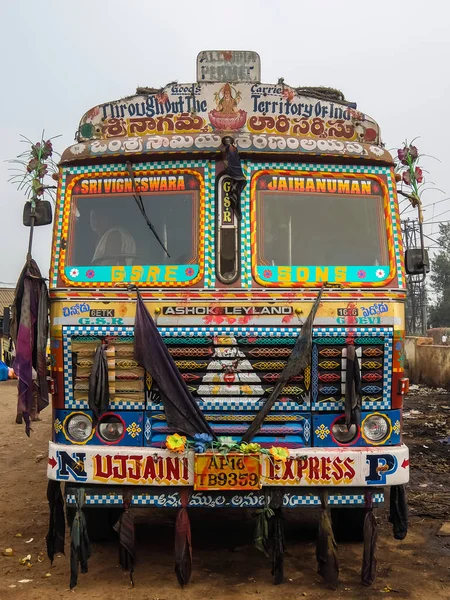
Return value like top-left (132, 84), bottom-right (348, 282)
top-left (1, 380), bottom-right (450, 600)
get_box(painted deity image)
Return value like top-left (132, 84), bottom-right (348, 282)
top-left (209, 82), bottom-right (247, 130)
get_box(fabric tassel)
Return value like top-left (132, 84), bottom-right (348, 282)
top-left (113, 490), bottom-right (135, 586)
top-left (88, 344), bottom-right (110, 423)
top-left (46, 480), bottom-right (65, 563)
top-left (345, 344), bottom-right (361, 430)
top-left (134, 290), bottom-right (215, 438)
top-left (70, 488), bottom-right (91, 589)
top-left (222, 140), bottom-right (246, 220)
top-left (361, 490), bottom-right (377, 586)
top-left (389, 485), bottom-right (408, 540)
top-left (254, 505), bottom-right (273, 557)
top-left (10, 259), bottom-right (49, 435)
top-left (271, 509), bottom-right (285, 585)
top-left (175, 488), bottom-right (192, 586)
top-left (269, 489), bottom-right (285, 585)
top-left (316, 490), bottom-right (339, 589)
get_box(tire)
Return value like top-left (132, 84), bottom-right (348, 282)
top-left (331, 507), bottom-right (366, 542)
top-left (65, 506), bottom-right (122, 542)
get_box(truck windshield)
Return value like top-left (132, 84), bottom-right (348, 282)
top-left (253, 172), bottom-right (391, 285)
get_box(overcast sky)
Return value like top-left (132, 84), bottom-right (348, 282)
top-left (1, 0), bottom-right (448, 286)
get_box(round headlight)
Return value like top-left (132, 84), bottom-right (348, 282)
top-left (331, 418), bottom-right (358, 444)
top-left (97, 415), bottom-right (124, 443)
top-left (362, 414), bottom-right (389, 442)
top-left (66, 413), bottom-right (93, 442)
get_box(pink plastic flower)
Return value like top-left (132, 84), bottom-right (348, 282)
top-left (415, 167), bottom-right (423, 183)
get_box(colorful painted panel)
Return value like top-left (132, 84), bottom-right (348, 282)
top-left (49, 442), bottom-right (409, 486)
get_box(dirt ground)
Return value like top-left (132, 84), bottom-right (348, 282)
top-left (1, 381), bottom-right (450, 600)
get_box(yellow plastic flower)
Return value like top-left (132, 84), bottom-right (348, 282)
top-left (269, 447), bottom-right (290, 462)
top-left (240, 442), bottom-right (261, 454)
top-left (166, 433), bottom-right (187, 453)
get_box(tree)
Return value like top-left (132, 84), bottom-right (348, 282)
top-left (429, 223), bottom-right (450, 327)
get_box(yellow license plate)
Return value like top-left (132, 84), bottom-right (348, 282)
top-left (194, 453), bottom-right (261, 491)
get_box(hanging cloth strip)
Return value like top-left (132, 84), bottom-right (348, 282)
top-left (316, 490), bottom-right (339, 589)
top-left (361, 489), bottom-right (378, 586)
top-left (253, 490), bottom-right (273, 558)
top-left (389, 485), bottom-right (408, 540)
top-left (69, 488), bottom-right (91, 589)
top-left (175, 488), bottom-right (192, 586)
top-left (113, 489), bottom-right (135, 587)
top-left (222, 141), bottom-right (246, 221)
top-left (45, 480), bottom-right (65, 564)
top-left (270, 489), bottom-right (285, 585)
top-left (241, 287), bottom-right (324, 442)
top-left (10, 259), bottom-right (49, 435)
top-left (134, 289), bottom-right (215, 438)
top-left (88, 344), bottom-right (110, 423)
top-left (344, 344), bottom-right (361, 430)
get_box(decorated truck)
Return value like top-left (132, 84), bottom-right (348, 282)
top-left (40, 51), bottom-right (411, 587)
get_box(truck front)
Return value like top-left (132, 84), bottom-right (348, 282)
top-left (47, 51), bottom-right (408, 543)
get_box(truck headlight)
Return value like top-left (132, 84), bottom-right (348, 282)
top-left (362, 414), bottom-right (390, 442)
top-left (331, 418), bottom-right (358, 444)
top-left (66, 413), bottom-right (93, 443)
top-left (97, 414), bottom-right (124, 443)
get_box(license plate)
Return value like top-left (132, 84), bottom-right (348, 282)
top-left (194, 453), bottom-right (261, 491)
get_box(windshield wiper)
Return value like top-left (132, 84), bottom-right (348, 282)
top-left (126, 161), bottom-right (170, 258)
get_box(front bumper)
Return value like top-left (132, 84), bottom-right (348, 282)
top-left (48, 442), bottom-right (409, 487)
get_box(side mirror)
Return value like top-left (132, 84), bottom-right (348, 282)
top-left (405, 248), bottom-right (430, 275)
top-left (23, 201), bottom-right (52, 227)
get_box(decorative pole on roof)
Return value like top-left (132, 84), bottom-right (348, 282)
top-left (8, 133), bottom-right (59, 261)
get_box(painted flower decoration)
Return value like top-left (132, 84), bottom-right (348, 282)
top-left (240, 442), bottom-right (261, 454)
top-left (375, 269), bottom-right (385, 279)
top-left (70, 143), bottom-right (86, 156)
top-left (185, 267), bottom-right (195, 277)
top-left (193, 433), bottom-right (214, 453)
top-left (69, 268), bottom-right (79, 278)
top-left (269, 447), bottom-right (290, 463)
top-left (263, 269), bottom-right (272, 279)
top-left (166, 433), bottom-right (187, 453)
top-left (86, 269), bottom-right (95, 279)
top-left (357, 270), bottom-right (366, 279)
top-left (369, 145), bottom-right (384, 157)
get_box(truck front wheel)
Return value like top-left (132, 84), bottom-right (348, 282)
top-left (330, 507), bottom-right (366, 542)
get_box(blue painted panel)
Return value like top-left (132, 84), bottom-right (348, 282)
top-left (312, 409), bottom-right (401, 448)
top-left (54, 409), bottom-right (144, 446)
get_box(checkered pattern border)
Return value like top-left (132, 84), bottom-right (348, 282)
top-left (204, 161), bottom-right (215, 288)
top-left (53, 160), bottom-right (211, 288)
top-left (241, 163), bottom-right (252, 287)
top-left (383, 336), bottom-right (393, 404)
top-left (149, 398), bottom-right (303, 412)
top-left (242, 160), bottom-right (403, 290)
top-left (66, 491), bottom-right (384, 507)
top-left (66, 400), bottom-right (146, 410)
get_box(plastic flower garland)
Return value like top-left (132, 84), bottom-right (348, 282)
top-left (165, 434), bottom-right (290, 462)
